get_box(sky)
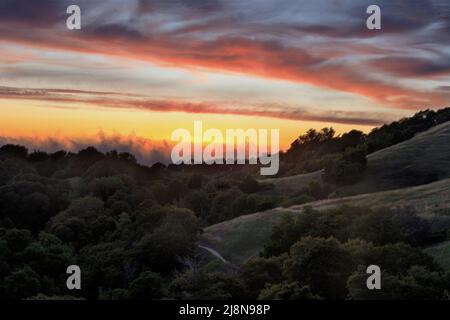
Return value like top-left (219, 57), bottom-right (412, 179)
top-left (0, 0), bottom-right (449, 163)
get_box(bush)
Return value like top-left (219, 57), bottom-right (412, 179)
top-left (127, 271), bottom-right (163, 300)
top-left (284, 237), bottom-right (355, 299)
top-left (259, 282), bottom-right (321, 300)
top-left (4, 266), bottom-right (41, 299)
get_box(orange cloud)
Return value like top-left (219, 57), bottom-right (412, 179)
top-left (1, 26), bottom-right (448, 110)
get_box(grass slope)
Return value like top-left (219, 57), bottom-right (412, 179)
top-left (259, 170), bottom-right (322, 195)
top-left (202, 178), bottom-right (450, 264)
top-left (342, 121), bottom-right (450, 195)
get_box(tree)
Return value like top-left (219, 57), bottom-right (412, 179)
top-left (263, 209), bottom-right (321, 257)
top-left (284, 237), bottom-right (355, 299)
top-left (136, 206), bottom-right (200, 272)
top-left (0, 239), bottom-right (11, 279)
top-left (258, 282), bottom-right (321, 300)
top-left (0, 144), bottom-right (28, 158)
top-left (239, 175), bottom-right (261, 193)
top-left (0, 179), bottom-right (52, 230)
top-left (391, 210), bottom-right (432, 246)
top-left (48, 196), bottom-right (105, 245)
top-left (347, 266), bottom-right (450, 300)
top-left (4, 228), bottom-right (32, 252)
top-left (127, 271), bottom-right (163, 300)
top-left (209, 189), bottom-right (242, 223)
top-left (308, 181), bottom-right (322, 199)
top-left (347, 267), bottom-right (399, 300)
top-left (4, 266), bottom-right (41, 299)
top-left (395, 266), bottom-right (450, 300)
top-left (368, 243), bottom-right (438, 274)
top-left (241, 256), bottom-right (283, 298)
top-left (182, 190), bottom-right (210, 218)
top-left (187, 173), bottom-right (204, 189)
top-left (89, 175), bottom-right (132, 201)
top-left (21, 232), bottom-right (75, 278)
top-left (350, 210), bottom-right (403, 245)
top-left (29, 151), bottom-right (49, 162)
top-left (169, 270), bottom-right (246, 300)
top-left (323, 146), bottom-right (367, 185)
top-left (79, 242), bottom-right (133, 299)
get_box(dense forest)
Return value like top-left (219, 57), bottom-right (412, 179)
top-left (0, 143), bottom-right (280, 299)
top-left (1, 108), bottom-right (450, 299)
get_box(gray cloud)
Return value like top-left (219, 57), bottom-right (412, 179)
top-left (0, 86), bottom-right (391, 126)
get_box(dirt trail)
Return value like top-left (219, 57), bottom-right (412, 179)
top-left (198, 245), bottom-right (228, 263)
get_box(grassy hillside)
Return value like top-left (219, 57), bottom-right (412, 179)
top-left (202, 177), bottom-right (450, 264)
top-left (259, 171), bottom-right (322, 195)
top-left (341, 121), bottom-right (450, 195)
top-left (260, 121), bottom-right (450, 199)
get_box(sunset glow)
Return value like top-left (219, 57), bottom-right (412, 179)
top-left (1, 0), bottom-right (449, 163)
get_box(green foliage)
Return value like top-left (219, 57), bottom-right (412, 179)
top-left (181, 190), bottom-right (210, 218)
top-left (263, 206), bottom-right (435, 257)
top-left (127, 271), bottom-right (163, 300)
top-left (258, 282), bottom-right (321, 300)
top-left (366, 109), bottom-right (450, 153)
top-left (89, 175), bottom-right (133, 201)
top-left (347, 266), bottom-right (450, 300)
top-left (323, 145), bottom-right (368, 185)
top-left (187, 173), bottom-right (204, 189)
top-left (21, 232), bottom-right (75, 278)
top-left (4, 266), bottom-right (41, 300)
top-left (169, 269), bottom-right (247, 300)
top-left (249, 205), bottom-right (448, 300)
top-left (239, 175), bottom-right (261, 193)
top-left (241, 256), bottom-right (283, 298)
top-left (48, 196), bottom-right (107, 246)
top-left (0, 144), bottom-right (28, 158)
top-left (4, 228), bottom-right (33, 252)
top-left (284, 237), bottom-right (355, 299)
top-left (135, 206), bottom-right (200, 273)
top-left (284, 127), bottom-right (366, 176)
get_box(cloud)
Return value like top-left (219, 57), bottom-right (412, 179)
top-left (369, 56), bottom-right (450, 78)
top-left (0, 131), bottom-right (173, 165)
top-left (4, 29), bottom-right (448, 109)
top-left (0, 0), bottom-right (66, 26)
top-left (0, 86), bottom-right (390, 126)
top-left (0, 0), bottom-right (448, 116)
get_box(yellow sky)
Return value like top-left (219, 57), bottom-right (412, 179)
top-left (0, 99), bottom-right (374, 150)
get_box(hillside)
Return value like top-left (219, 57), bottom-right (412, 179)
top-left (202, 122), bottom-right (450, 265)
top-left (259, 171), bottom-right (322, 195)
top-left (341, 121), bottom-right (450, 195)
top-left (201, 177), bottom-right (450, 265)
